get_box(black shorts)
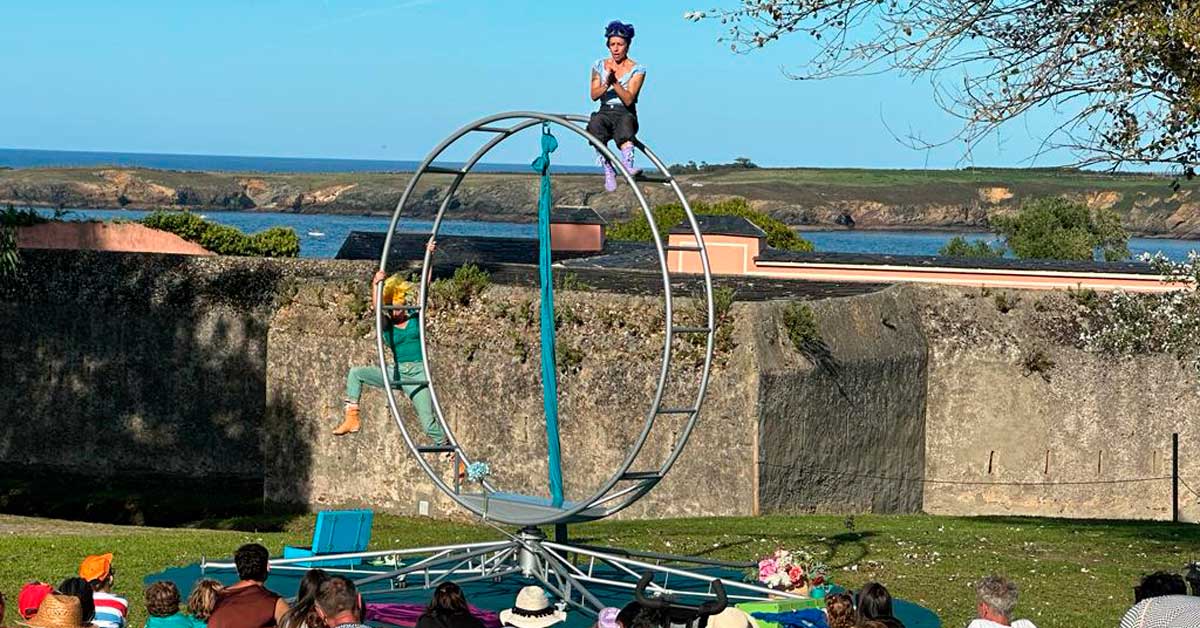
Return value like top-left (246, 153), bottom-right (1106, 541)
top-left (587, 105), bottom-right (639, 146)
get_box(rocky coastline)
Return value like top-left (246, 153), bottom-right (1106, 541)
top-left (2, 166), bottom-right (1198, 239)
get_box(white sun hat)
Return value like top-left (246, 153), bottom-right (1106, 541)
top-left (498, 586), bottom-right (568, 628)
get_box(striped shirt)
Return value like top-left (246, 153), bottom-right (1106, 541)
top-left (93, 591), bottom-right (129, 628)
top-left (1120, 595), bottom-right (1200, 628)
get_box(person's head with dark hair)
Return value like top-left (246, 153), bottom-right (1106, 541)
top-left (57, 578), bottom-right (95, 623)
top-left (426, 582), bottom-right (469, 616)
top-left (857, 582), bottom-right (902, 626)
top-left (233, 544), bottom-right (271, 583)
top-left (315, 577), bottom-right (360, 627)
top-left (615, 601), bottom-right (640, 628)
top-left (627, 606), bottom-right (666, 628)
top-left (280, 570), bottom-right (331, 628)
top-left (604, 21), bottom-right (635, 44)
top-left (823, 592), bottom-right (859, 628)
top-left (187, 579), bottom-right (222, 622)
top-left (1135, 571), bottom-right (1189, 602)
top-left (145, 582), bottom-right (181, 618)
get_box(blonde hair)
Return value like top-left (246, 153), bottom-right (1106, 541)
top-left (382, 274), bottom-right (414, 306)
top-left (187, 579), bottom-right (223, 621)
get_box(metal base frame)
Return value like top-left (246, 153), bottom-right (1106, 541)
top-left (201, 528), bottom-right (801, 617)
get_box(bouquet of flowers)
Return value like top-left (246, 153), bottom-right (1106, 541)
top-left (749, 549), bottom-right (829, 591)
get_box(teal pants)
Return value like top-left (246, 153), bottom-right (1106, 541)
top-left (345, 362), bottom-right (445, 444)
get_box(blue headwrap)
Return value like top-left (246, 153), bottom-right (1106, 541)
top-left (604, 20), bottom-right (635, 42)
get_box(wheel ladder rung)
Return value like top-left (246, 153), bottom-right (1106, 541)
top-left (634, 171), bottom-right (671, 183)
top-left (380, 304), bottom-right (422, 312)
top-left (671, 326), bottom-right (712, 334)
top-left (393, 379), bottom-right (428, 386)
top-left (424, 165), bottom-right (468, 175)
top-left (474, 125), bottom-right (512, 134)
top-left (656, 407), bottom-right (698, 415)
top-left (664, 245), bottom-right (702, 252)
top-left (416, 445), bottom-right (458, 454)
top-left (620, 471), bottom-right (662, 481)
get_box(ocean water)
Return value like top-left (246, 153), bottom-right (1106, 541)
top-left (30, 208), bottom-right (1200, 261)
top-left (0, 147), bottom-right (601, 174)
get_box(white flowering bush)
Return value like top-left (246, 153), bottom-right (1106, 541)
top-left (1075, 253), bottom-right (1200, 373)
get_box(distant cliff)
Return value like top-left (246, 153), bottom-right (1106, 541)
top-left (2, 166), bottom-right (1197, 238)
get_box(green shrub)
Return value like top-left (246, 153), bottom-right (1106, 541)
top-left (141, 211), bottom-right (299, 257)
top-left (939, 235), bottom-right (1005, 258)
top-left (783, 302), bottom-right (821, 353)
top-left (0, 225), bottom-right (18, 277)
top-left (992, 197), bottom-right (1129, 261)
top-left (0, 205), bottom-right (49, 228)
top-left (607, 197), bottom-right (814, 252)
top-left (1021, 347), bottom-right (1056, 382)
top-left (429, 264), bottom-right (490, 308)
top-left (250, 227), bottom-right (301, 257)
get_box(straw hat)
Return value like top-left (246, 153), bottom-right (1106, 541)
top-left (498, 586), bottom-right (567, 628)
top-left (20, 594), bottom-right (88, 628)
top-left (706, 607), bottom-right (754, 628)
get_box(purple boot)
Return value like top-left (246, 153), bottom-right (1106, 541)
top-left (620, 145), bottom-right (642, 177)
top-left (601, 158), bottom-right (617, 192)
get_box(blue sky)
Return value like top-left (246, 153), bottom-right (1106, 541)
top-left (1, 1), bottom-right (1073, 168)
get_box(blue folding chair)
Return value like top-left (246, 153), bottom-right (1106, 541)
top-left (282, 509), bottom-right (374, 567)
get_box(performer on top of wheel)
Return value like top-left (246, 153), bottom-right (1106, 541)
top-left (587, 20), bottom-right (645, 192)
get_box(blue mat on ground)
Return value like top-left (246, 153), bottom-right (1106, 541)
top-left (146, 557), bottom-right (938, 628)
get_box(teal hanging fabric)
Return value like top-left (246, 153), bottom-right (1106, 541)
top-left (530, 124), bottom-right (564, 507)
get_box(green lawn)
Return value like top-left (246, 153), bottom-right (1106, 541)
top-left (1, 513), bottom-right (1196, 628)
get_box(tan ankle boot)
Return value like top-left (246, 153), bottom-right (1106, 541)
top-left (332, 404), bottom-right (361, 435)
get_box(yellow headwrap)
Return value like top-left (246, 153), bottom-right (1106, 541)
top-left (382, 274), bottom-right (414, 306)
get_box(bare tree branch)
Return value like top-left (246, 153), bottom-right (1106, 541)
top-left (688, 1), bottom-right (1200, 172)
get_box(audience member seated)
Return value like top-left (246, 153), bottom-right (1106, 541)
top-left (279, 570), bottom-right (330, 628)
top-left (17, 583), bottom-right (55, 621)
top-left (208, 544), bottom-right (288, 628)
top-left (81, 553), bottom-right (128, 628)
top-left (858, 582), bottom-right (904, 628)
top-left (614, 602), bottom-right (640, 628)
top-left (314, 577), bottom-right (366, 628)
top-left (968, 575), bottom-right (1036, 628)
top-left (188, 580), bottom-right (224, 628)
top-left (825, 593), bottom-right (860, 628)
top-left (498, 586), bottom-right (565, 628)
top-left (57, 578), bottom-right (95, 627)
top-left (416, 583), bottom-right (484, 628)
top-left (1119, 571), bottom-right (1200, 628)
top-left (22, 594), bottom-right (90, 628)
top-left (145, 582), bottom-right (197, 628)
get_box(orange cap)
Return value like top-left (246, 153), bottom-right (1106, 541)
top-left (79, 553), bottom-right (114, 581)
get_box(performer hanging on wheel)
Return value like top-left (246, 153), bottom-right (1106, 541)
top-left (333, 240), bottom-right (443, 447)
top-left (588, 20), bottom-right (645, 192)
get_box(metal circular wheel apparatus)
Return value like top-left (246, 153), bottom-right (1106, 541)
top-left (375, 111), bottom-right (716, 527)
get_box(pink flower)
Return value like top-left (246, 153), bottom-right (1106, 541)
top-left (787, 566), bottom-right (804, 583)
top-left (758, 558), bottom-right (777, 581)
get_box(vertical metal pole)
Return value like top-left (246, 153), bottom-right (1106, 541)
top-left (555, 523), bottom-right (568, 544)
top-left (1173, 432), bottom-right (1180, 523)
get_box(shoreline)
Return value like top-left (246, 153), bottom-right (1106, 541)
top-left (17, 204), bottom-right (1200, 243)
